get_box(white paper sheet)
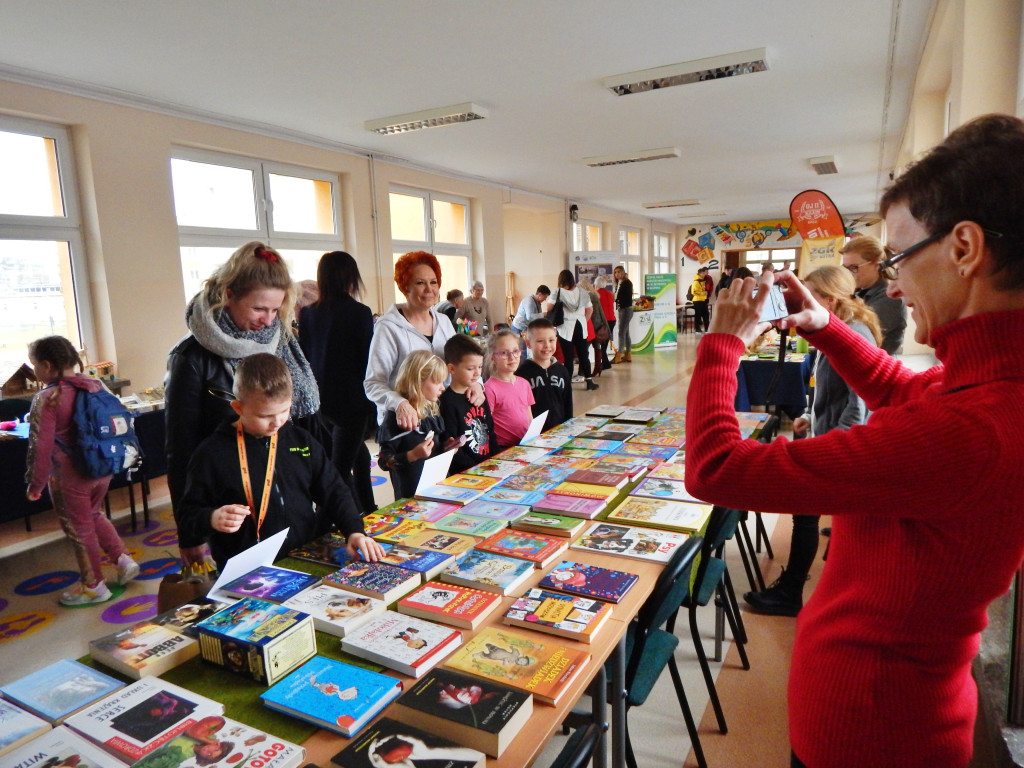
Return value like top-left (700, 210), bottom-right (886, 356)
top-left (521, 410), bottom-right (549, 442)
top-left (206, 527), bottom-right (290, 603)
top-left (415, 447), bottom-right (456, 494)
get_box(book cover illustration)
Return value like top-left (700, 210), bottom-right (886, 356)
top-left (281, 584), bottom-right (384, 637)
top-left (475, 530), bottom-right (567, 567)
top-left (439, 550), bottom-right (535, 594)
top-left (261, 656), bottom-right (402, 738)
top-left (478, 486), bottom-right (547, 506)
top-left (1, 726), bottom-right (118, 768)
top-left (127, 716), bottom-right (304, 768)
top-left (549, 481), bottom-right (619, 501)
top-left (611, 442), bottom-right (678, 460)
top-left (414, 483), bottom-right (486, 505)
top-left (461, 459), bottom-right (527, 479)
top-left (613, 407), bottom-right (663, 423)
top-left (360, 513), bottom-right (404, 538)
top-left (220, 565), bottom-right (320, 602)
top-left (503, 588), bottom-right (612, 642)
top-left (544, 422), bottom-right (592, 437)
top-left (491, 445), bottom-right (551, 464)
top-left (397, 582), bottom-right (502, 629)
top-left (509, 512), bottom-right (587, 537)
top-left (532, 454), bottom-right (597, 471)
top-left (564, 468), bottom-right (630, 488)
top-left (376, 498), bottom-right (460, 522)
top-left (490, 472), bottom-right (560, 493)
top-left (608, 497), bottom-right (712, 533)
top-left (630, 476), bottom-right (709, 504)
top-left (627, 430), bottom-right (686, 448)
top-left (586, 422), bottom-right (645, 437)
top-left (588, 457), bottom-right (654, 480)
top-left (570, 523), bottom-right (688, 563)
top-left (341, 611), bottom-right (463, 678)
top-left (563, 416), bottom-right (609, 428)
top-left (374, 542), bottom-right (457, 580)
top-left (551, 446), bottom-right (607, 460)
top-left (646, 461), bottom-right (688, 482)
top-left (399, 529), bottom-right (480, 559)
top-left (288, 531), bottom-right (351, 566)
top-left (519, 433), bottom-right (571, 449)
top-left (563, 437), bottom-right (624, 453)
top-left (332, 717), bottom-right (485, 768)
top-left (0, 697), bottom-right (50, 758)
top-left (0, 658), bottom-right (123, 724)
top-left (459, 499), bottom-right (532, 521)
top-left (539, 560), bottom-right (639, 603)
top-left (439, 473), bottom-right (502, 491)
top-left (372, 518), bottom-right (435, 545)
top-left (584, 404), bottom-right (625, 417)
top-left (430, 512), bottom-right (506, 538)
top-left (89, 620), bottom-right (198, 679)
top-left (323, 561), bottom-right (420, 601)
top-left (515, 463), bottom-right (574, 484)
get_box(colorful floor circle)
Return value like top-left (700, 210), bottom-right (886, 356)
top-left (117, 519), bottom-right (161, 536)
top-left (142, 528), bottom-right (179, 549)
top-left (59, 582), bottom-right (127, 609)
top-left (370, 475), bottom-right (387, 486)
top-left (0, 611), bottom-right (55, 642)
top-left (15, 570), bottom-right (80, 596)
top-left (101, 594), bottom-right (158, 624)
top-left (101, 545), bottom-right (145, 567)
top-left (136, 557), bottom-right (181, 581)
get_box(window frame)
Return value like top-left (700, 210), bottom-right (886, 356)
top-left (573, 219), bottom-right (603, 252)
top-left (652, 232), bottom-right (671, 274)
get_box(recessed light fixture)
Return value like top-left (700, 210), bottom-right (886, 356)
top-left (642, 199), bottom-right (701, 209)
top-left (809, 155), bottom-right (839, 175)
top-left (583, 147), bottom-right (681, 167)
top-left (604, 48), bottom-right (768, 96)
top-left (365, 102), bottom-right (489, 135)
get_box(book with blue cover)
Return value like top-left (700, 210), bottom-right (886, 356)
top-left (538, 560), bottom-right (639, 603)
top-left (323, 560), bottom-right (422, 603)
top-left (220, 564), bottom-right (321, 602)
top-left (460, 499), bottom-right (532, 521)
top-left (0, 698), bottom-right (50, 757)
top-left (261, 655), bottom-right (403, 738)
top-left (0, 658), bottom-right (123, 724)
top-left (478, 486), bottom-right (547, 506)
top-left (439, 549), bottom-right (535, 595)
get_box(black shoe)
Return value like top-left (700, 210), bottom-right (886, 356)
top-left (585, 379), bottom-right (599, 391)
top-left (743, 576), bottom-right (802, 617)
top-left (821, 527), bottom-right (831, 537)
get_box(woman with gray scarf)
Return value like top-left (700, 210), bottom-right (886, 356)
top-left (164, 241), bottom-right (322, 569)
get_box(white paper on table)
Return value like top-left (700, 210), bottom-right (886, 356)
top-left (415, 448), bottom-right (456, 494)
top-left (207, 527), bottom-right (290, 603)
top-left (522, 410), bottom-right (549, 442)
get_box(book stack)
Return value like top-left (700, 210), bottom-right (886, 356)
top-left (503, 588), bottom-right (612, 643)
top-left (478, 486), bottom-right (547, 507)
top-left (332, 717), bottom-right (486, 768)
top-left (430, 511), bottom-right (507, 538)
top-left (519, 432), bottom-right (571, 449)
top-left (630, 475), bottom-right (707, 504)
top-left (372, 517), bottom-right (435, 545)
top-left (584, 404), bottom-right (625, 418)
top-left (0, 658), bottom-right (123, 725)
top-left (490, 444), bottom-right (551, 464)
top-left (530, 493), bottom-right (608, 519)
top-left (564, 467), bottom-right (631, 490)
top-left (613, 407), bottom-right (662, 423)
top-left (509, 511), bottom-right (587, 538)
top-left (439, 550), bottom-right (536, 595)
top-left (89, 618), bottom-right (199, 679)
top-left (570, 523), bottom-right (688, 564)
top-left (397, 581), bottom-right (503, 630)
top-left (323, 560), bottom-right (422, 603)
top-left (281, 584), bottom-right (385, 637)
top-left (462, 458), bottom-right (529, 479)
top-left (459, 499), bottom-right (532, 521)
top-left (628, 428), bottom-right (686, 448)
top-left (547, 480), bottom-right (621, 503)
top-left (219, 565), bottom-right (321, 602)
top-left (562, 436), bottom-right (624, 453)
top-left (539, 560), bottom-right (639, 603)
top-left (587, 452), bottom-right (658, 480)
top-left (491, 464), bottom-right (570, 493)
top-left (399, 529), bottom-right (481, 560)
top-left (341, 611), bottom-right (463, 678)
top-left (147, 598), bottom-right (224, 638)
top-left (439, 473), bottom-right (503, 492)
top-left (288, 530), bottom-right (352, 566)
top-left (414, 483), bottom-right (489, 506)
top-left (646, 461), bottom-right (688, 482)
top-left (474, 530), bottom-right (568, 569)
top-left (332, 542), bottom-right (457, 582)
top-left (611, 441), bottom-right (678, 460)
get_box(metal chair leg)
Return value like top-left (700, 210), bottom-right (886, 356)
top-left (668, 657), bottom-right (708, 768)
top-left (689, 603), bottom-right (728, 734)
top-left (755, 511), bottom-right (774, 559)
top-left (738, 515), bottom-right (767, 592)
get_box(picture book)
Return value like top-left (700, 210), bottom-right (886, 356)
top-left (479, 486), bottom-right (547, 506)
top-left (0, 658), bottom-right (123, 724)
top-left (548, 481), bottom-right (620, 502)
top-left (261, 656), bottom-right (402, 738)
top-left (544, 422), bottom-right (592, 436)
top-left (414, 483), bottom-right (486, 506)
top-left (331, 717), bottom-right (485, 768)
top-left (627, 430), bottom-right (686, 448)
top-left (584, 404), bottom-right (625, 417)
top-left (341, 611), bottom-right (463, 678)
top-left (570, 523), bottom-right (689, 564)
top-left (646, 461), bottom-right (688, 482)
top-left (564, 468), bottom-right (630, 489)
top-left (438, 473), bottom-right (502, 491)
top-left (563, 416), bottom-right (609, 428)
top-left (551, 447), bottom-right (607, 459)
top-left (0, 698), bottom-right (50, 758)
top-left (503, 588), bottom-right (612, 642)
top-left (194, 598), bottom-right (317, 685)
top-left (220, 565), bottom-right (321, 602)
top-left (64, 677), bottom-right (224, 763)
top-left (1, 725), bottom-right (121, 768)
top-left (149, 598), bottom-right (225, 639)
top-left (630, 475), bottom-right (708, 504)
top-left (588, 455), bottom-right (655, 480)
top-left (459, 499), bottom-right (531, 521)
top-left (286, 530), bottom-right (351, 566)
top-left (89, 620), bottom-right (199, 679)
top-left (532, 454), bottom-right (597, 471)
top-left (444, 626), bottom-right (591, 705)
top-left (360, 513), bottom-right (404, 539)
top-left (372, 518), bottom-right (435, 545)
top-left (376, 497), bottom-right (460, 522)
top-left (606, 497), bottom-right (713, 533)
top-left (563, 437), bottom-right (624, 453)
top-left (374, 543), bottom-right (457, 581)
top-left (509, 512), bottom-right (587, 538)
top-left (474, 530), bottom-right (568, 569)
top-left (489, 472), bottom-right (559, 493)
top-left (397, 581), bottom-right (503, 630)
top-left (490, 444), bottom-right (551, 464)
top-left (391, 668), bottom-right (533, 758)
top-left (539, 560), bottom-right (639, 603)
top-left (430, 512), bottom-right (506, 538)
top-left (461, 459), bottom-right (527, 479)
top-left (519, 433), bottom-right (570, 449)
top-left (126, 716), bottom-right (305, 768)
top-left (613, 407), bottom-right (663, 423)
top-left (399, 529), bottom-right (480, 560)
top-left (611, 442), bottom-right (678, 460)
top-left (323, 560), bottom-right (421, 603)
top-left (580, 428), bottom-right (643, 441)
top-left (439, 550), bottom-right (535, 595)
top-left (281, 584), bottom-right (385, 637)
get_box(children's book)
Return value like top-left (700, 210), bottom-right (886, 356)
top-left (613, 407), bottom-right (663, 423)
top-left (261, 656), bottom-right (403, 738)
top-left (372, 518), bottom-right (436, 545)
top-left (438, 473), bottom-right (502, 491)
top-left (220, 565), bottom-right (321, 602)
top-left (587, 422), bottom-right (645, 437)
top-left (88, 620), bottom-right (199, 680)
top-left (474, 530), bottom-right (568, 569)
top-left (519, 433), bottom-right (570, 449)
top-left (544, 422), bottom-right (592, 437)
top-left (126, 716), bottom-right (305, 768)
top-left (532, 454), bottom-right (598, 471)
top-left (360, 513), bottom-right (405, 538)
top-left (584, 404), bottom-right (625, 417)
top-left (0, 698), bottom-right (50, 758)
top-left (564, 468), bottom-right (630, 489)
top-left (64, 677), bottom-right (224, 763)
top-left (551, 447), bottom-right (607, 460)
top-left (0, 658), bottom-right (123, 724)
top-left (627, 430), bottom-right (686, 448)
top-left (376, 497), bottom-right (460, 522)
top-left (341, 611), bottom-right (463, 678)
top-left (570, 523), bottom-right (689, 564)
top-left (375, 543), bottom-right (458, 582)
top-left (564, 416), bottom-right (609, 428)
top-left (630, 475), bottom-right (708, 504)
top-left (459, 499), bottom-right (532, 521)
top-left (323, 560), bottom-right (422, 603)
top-left (646, 461), bottom-right (688, 482)
top-left (281, 584), bottom-right (385, 637)
top-left (194, 598), bottom-right (317, 685)
top-left (548, 481), bottom-right (620, 502)
top-left (461, 459), bottom-right (527, 479)
top-left (414, 483), bottom-right (486, 506)
top-left (606, 497), bottom-right (713, 533)
top-left (509, 512), bottom-right (587, 538)
top-left (539, 560), bottom-right (639, 603)
top-left (611, 442), bottom-right (678, 460)
top-left (148, 598), bottom-right (225, 639)
top-left (489, 472), bottom-right (560, 493)
top-left (438, 549), bottom-right (536, 595)
top-left (2, 725), bottom-right (123, 768)
top-left (287, 531), bottom-right (352, 566)
top-left (563, 437), bottom-right (624, 453)
top-left (491, 445), bottom-right (551, 464)
top-left (502, 588), bottom-right (612, 643)
top-left (397, 581), bottom-right (503, 630)
top-left (588, 455), bottom-right (655, 480)
top-left (478, 486), bottom-right (547, 506)
top-left (430, 512), bottom-right (506, 538)
top-left (443, 626), bottom-right (591, 706)
top-left (331, 717), bottom-right (485, 768)
top-left (391, 668), bottom-right (533, 758)
top-left (398, 529), bottom-right (480, 560)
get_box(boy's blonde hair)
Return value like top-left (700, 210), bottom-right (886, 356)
top-left (394, 350), bottom-right (446, 417)
top-left (233, 353), bottom-right (294, 401)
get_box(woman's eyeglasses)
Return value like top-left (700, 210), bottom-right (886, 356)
top-left (878, 226), bottom-right (1002, 280)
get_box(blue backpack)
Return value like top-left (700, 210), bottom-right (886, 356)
top-left (63, 384), bottom-right (142, 478)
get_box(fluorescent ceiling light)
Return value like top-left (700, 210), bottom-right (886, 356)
top-left (604, 48), bottom-right (768, 96)
top-left (643, 199), bottom-right (700, 209)
top-left (365, 102), bottom-right (488, 135)
top-left (678, 212), bottom-right (727, 220)
top-left (809, 155), bottom-right (839, 175)
top-left (583, 147), bottom-right (681, 167)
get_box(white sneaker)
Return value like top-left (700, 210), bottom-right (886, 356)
top-left (571, 375), bottom-right (584, 383)
top-left (116, 553), bottom-right (140, 585)
top-left (60, 581), bottom-right (113, 606)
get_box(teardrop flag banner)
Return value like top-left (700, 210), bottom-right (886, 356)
top-left (789, 189), bottom-right (845, 240)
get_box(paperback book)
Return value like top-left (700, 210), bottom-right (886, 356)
top-left (286, 531), bottom-right (351, 566)
top-left (533, 454), bottom-right (597, 471)
top-left (261, 656), bottom-right (402, 738)
top-left (489, 473), bottom-right (559, 494)
top-left (478, 486), bottom-right (547, 506)
top-left (281, 584), bottom-right (385, 637)
top-left (588, 455), bottom-right (655, 480)
top-left (0, 658), bottom-right (123, 725)
top-left (414, 484), bottom-right (486, 506)
top-left (551, 447), bottom-right (607, 459)
top-left (374, 543), bottom-right (458, 582)
top-left (563, 416), bottom-right (609, 428)
top-left (519, 433), bottom-right (570, 449)
top-left (462, 459), bottom-right (528, 480)
top-left (584, 404), bottom-right (625, 417)
top-left (323, 561), bottom-right (422, 603)
top-left (544, 422), bottom-right (592, 436)
top-left (503, 588), bottom-right (612, 642)
top-left (611, 442), bottom-right (678, 460)
top-left (0, 698), bottom-right (50, 758)
top-left (1, 726), bottom-right (122, 768)
top-left (220, 565), bottom-right (321, 603)
top-left (127, 716), bottom-right (305, 768)
top-left (606, 497), bottom-right (713, 533)
top-left (372, 518), bottom-right (435, 545)
top-left (646, 461), bottom-right (688, 482)
top-left (539, 560), bottom-right (639, 603)
top-left (430, 512), bottom-right (507, 538)
top-left (64, 677), bottom-right (223, 763)
top-left (580, 428), bottom-right (642, 442)
top-left (399, 529), bottom-right (480, 560)
top-left (360, 513), bottom-right (404, 538)
top-left (474, 530), bottom-right (568, 568)
top-left (376, 498), bottom-right (460, 522)
top-left (444, 626), bottom-right (591, 706)
top-left (613, 407), bottom-right (663, 423)
top-left (564, 468), bottom-right (630, 489)
top-left (391, 668), bottom-right (533, 758)
top-left (630, 476), bottom-right (708, 504)
top-left (439, 550), bottom-right (536, 595)
top-left (570, 523), bottom-right (689, 564)
top-left (331, 717), bottom-right (485, 768)
top-left (491, 445), bottom-right (550, 464)
top-left (627, 430), bottom-right (686, 448)
top-left (548, 481), bottom-right (620, 502)
top-left (341, 611), bottom-right (463, 678)
top-left (439, 473), bottom-right (502, 491)
top-left (509, 512), bottom-right (587, 538)
top-left (89, 620), bottom-right (199, 680)
top-left (563, 437), bottom-right (623, 453)
top-left (149, 598), bottom-right (225, 639)
top-left (397, 581), bottom-right (503, 630)
top-left (459, 499), bottom-right (531, 521)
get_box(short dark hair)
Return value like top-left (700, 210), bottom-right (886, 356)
top-left (526, 318), bottom-right (556, 335)
top-left (446, 289), bottom-right (464, 302)
top-left (557, 269), bottom-right (575, 289)
top-left (535, 285), bottom-right (551, 297)
top-left (233, 353), bottom-right (293, 401)
top-left (316, 251), bottom-right (364, 303)
top-left (444, 333), bottom-right (484, 365)
top-left (880, 113), bottom-right (1024, 288)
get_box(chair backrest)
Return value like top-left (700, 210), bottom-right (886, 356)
top-left (549, 721), bottom-right (604, 768)
top-left (687, 507), bottom-right (743, 595)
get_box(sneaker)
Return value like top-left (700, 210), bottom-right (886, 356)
top-left (116, 553), bottom-right (140, 585)
top-left (585, 380), bottom-right (600, 391)
top-left (743, 575), bottom-right (802, 617)
top-left (571, 375), bottom-right (584, 383)
top-left (60, 581), bottom-right (113, 606)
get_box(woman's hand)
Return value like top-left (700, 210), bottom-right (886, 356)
top-left (26, 489), bottom-right (41, 502)
top-left (793, 416), bottom-right (811, 436)
top-left (467, 381), bottom-right (486, 407)
top-left (407, 435), bottom-right (435, 461)
top-left (707, 275), bottom-right (775, 346)
top-left (346, 533), bottom-right (385, 562)
top-left (395, 399), bottom-right (420, 430)
top-left (772, 270), bottom-right (831, 335)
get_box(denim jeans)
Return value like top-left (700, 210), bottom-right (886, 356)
top-left (616, 306), bottom-right (633, 352)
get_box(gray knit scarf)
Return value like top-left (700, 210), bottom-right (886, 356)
top-left (185, 291), bottom-right (320, 418)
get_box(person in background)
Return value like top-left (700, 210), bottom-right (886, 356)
top-left (595, 275), bottom-right (617, 369)
top-left (516, 318), bottom-right (572, 430)
top-left (484, 329), bottom-right (535, 450)
top-left (546, 270), bottom-right (598, 390)
top-left (435, 289), bottom-right (463, 325)
top-left (841, 235), bottom-right (908, 355)
top-left (457, 280), bottom-right (493, 334)
top-left (439, 334), bottom-right (498, 475)
top-left (299, 251), bottom-right (377, 513)
top-left (511, 285), bottom-right (550, 336)
top-left (691, 266), bottom-right (711, 333)
top-left (612, 265), bottom-right (634, 363)
top-left (579, 277), bottom-right (610, 377)
top-left (684, 113), bottom-right (1024, 768)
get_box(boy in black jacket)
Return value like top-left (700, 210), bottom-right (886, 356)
top-left (177, 354), bottom-right (384, 570)
top-left (515, 318), bottom-right (573, 430)
top-left (439, 334), bottom-right (498, 475)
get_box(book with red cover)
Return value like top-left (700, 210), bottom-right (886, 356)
top-left (564, 468), bottom-right (630, 489)
top-left (474, 530), bottom-right (568, 569)
top-left (397, 581), bottom-right (503, 630)
top-left (548, 481), bottom-right (620, 501)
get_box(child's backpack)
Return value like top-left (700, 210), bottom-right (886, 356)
top-left (63, 385), bottom-right (142, 478)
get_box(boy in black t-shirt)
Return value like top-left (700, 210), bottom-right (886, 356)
top-left (439, 334), bottom-right (499, 475)
top-left (515, 318), bottom-right (573, 430)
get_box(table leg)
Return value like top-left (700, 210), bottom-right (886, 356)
top-left (592, 663), bottom-right (607, 768)
top-left (611, 635), bottom-right (626, 768)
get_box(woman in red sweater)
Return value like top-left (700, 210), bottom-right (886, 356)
top-left (685, 114), bottom-right (1024, 768)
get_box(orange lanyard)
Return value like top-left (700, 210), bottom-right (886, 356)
top-left (236, 421), bottom-right (278, 540)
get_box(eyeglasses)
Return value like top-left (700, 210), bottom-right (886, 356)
top-left (842, 262), bottom-right (871, 275)
top-left (493, 349), bottom-right (521, 359)
top-left (879, 226), bottom-right (1003, 280)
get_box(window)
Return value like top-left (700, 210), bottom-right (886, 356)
top-left (619, 226), bottom-right (642, 282)
top-left (573, 220), bottom-right (603, 252)
top-left (743, 248), bottom-right (798, 273)
top-left (171, 149), bottom-right (342, 301)
top-left (0, 117), bottom-right (90, 368)
top-left (652, 233), bottom-right (671, 274)
top-left (389, 187), bottom-right (471, 303)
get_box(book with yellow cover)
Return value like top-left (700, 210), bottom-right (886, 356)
top-left (502, 588), bottom-right (612, 643)
top-left (605, 497), bottom-right (713, 533)
top-left (549, 481), bottom-right (621, 501)
top-left (373, 518), bottom-right (435, 545)
top-left (400, 529), bottom-right (481, 559)
top-left (439, 473), bottom-right (502, 491)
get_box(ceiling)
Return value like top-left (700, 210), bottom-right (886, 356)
top-left (0, 0), bottom-right (937, 224)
